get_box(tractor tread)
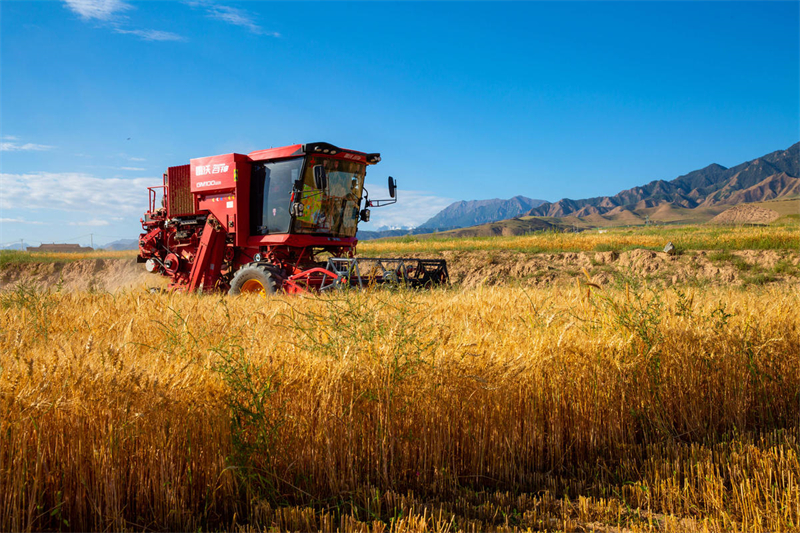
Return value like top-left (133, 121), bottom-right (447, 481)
top-left (228, 264), bottom-right (279, 295)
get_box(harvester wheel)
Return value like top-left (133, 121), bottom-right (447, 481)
top-left (229, 265), bottom-right (279, 296)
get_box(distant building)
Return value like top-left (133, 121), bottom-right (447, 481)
top-left (27, 243), bottom-right (94, 253)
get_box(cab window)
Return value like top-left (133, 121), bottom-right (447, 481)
top-left (249, 157), bottom-right (303, 235)
top-left (293, 157), bottom-right (365, 237)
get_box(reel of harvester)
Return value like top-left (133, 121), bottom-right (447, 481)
top-left (317, 257), bottom-right (449, 290)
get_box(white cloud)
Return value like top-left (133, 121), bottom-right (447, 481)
top-left (120, 166), bottom-right (146, 171)
top-left (1, 142), bottom-right (54, 152)
top-left (187, 1), bottom-right (279, 36)
top-left (68, 219), bottom-right (111, 227)
top-left (64, 0), bottom-right (185, 41)
top-left (2, 135), bottom-right (20, 141)
top-left (129, 157), bottom-right (146, 161)
top-left (0, 218), bottom-right (46, 225)
top-left (363, 188), bottom-right (454, 229)
top-left (0, 172), bottom-right (154, 215)
top-left (113, 28), bottom-right (184, 41)
top-left (63, 0), bottom-right (131, 21)
top-left (207, 5), bottom-right (274, 35)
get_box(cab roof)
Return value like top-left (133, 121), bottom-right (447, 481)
top-left (248, 142), bottom-right (380, 165)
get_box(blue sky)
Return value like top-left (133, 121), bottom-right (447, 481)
top-left (1, 1), bottom-right (798, 247)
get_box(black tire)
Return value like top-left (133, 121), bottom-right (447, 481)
top-left (228, 264), bottom-right (279, 296)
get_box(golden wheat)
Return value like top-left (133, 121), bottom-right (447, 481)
top-left (359, 223), bottom-right (799, 255)
top-left (0, 283), bottom-right (797, 531)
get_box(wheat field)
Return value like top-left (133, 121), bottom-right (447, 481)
top-left (1, 282), bottom-right (798, 531)
top-left (359, 223), bottom-right (799, 255)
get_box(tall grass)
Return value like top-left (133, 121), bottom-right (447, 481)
top-left (0, 284), bottom-right (798, 531)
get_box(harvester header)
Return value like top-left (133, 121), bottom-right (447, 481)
top-left (138, 142), bottom-right (448, 294)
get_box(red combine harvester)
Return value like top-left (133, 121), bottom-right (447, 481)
top-left (138, 142), bottom-right (448, 294)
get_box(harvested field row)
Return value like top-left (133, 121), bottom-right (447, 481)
top-left (437, 247), bottom-right (800, 288)
top-left (1, 247), bottom-right (797, 293)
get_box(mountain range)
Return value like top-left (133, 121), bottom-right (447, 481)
top-left (357, 227), bottom-right (457, 240)
top-left (420, 196), bottom-right (547, 230)
top-left (358, 142), bottom-right (798, 239)
top-left (357, 196), bottom-right (547, 240)
top-left (524, 143), bottom-right (799, 219)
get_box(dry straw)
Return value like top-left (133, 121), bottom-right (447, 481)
top-left (0, 282), bottom-right (797, 531)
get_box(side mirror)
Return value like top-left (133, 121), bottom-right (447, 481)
top-left (313, 165), bottom-right (328, 190)
top-left (388, 176), bottom-right (396, 199)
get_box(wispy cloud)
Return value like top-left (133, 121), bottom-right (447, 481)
top-left (120, 166), bottom-right (146, 171)
top-left (0, 217), bottom-right (46, 225)
top-left (63, 0), bottom-right (184, 41)
top-left (114, 28), bottom-right (184, 41)
top-left (63, 0), bottom-right (131, 21)
top-left (187, 1), bottom-right (279, 36)
top-left (129, 156), bottom-right (146, 161)
top-left (64, 0), bottom-right (276, 41)
top-left (207, 4), bottom-right (277, 36)
top-left (0, 172), bottom-right (153, 215)
top-left (1, 142), bottom-right (54, 152)
top-left (68, 219), bottom-right (111, 227)
top-left (2, 135), bottom-right (20, 141)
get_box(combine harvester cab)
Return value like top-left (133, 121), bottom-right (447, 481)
top-left (138, 142), bottom-right (448, 294)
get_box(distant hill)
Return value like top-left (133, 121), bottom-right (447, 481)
top-left (1, 242), bottom-right (32, 251)
top-left (418, 217), bottom-right (558, 238)
top-left (357, 226), bottom-right (458, 241)
top-left (103, 239), bottom-right (139, 251)
top-left (525, 143), bottom-right (799, 218)
top-left (709, 204), bottom-right (781, 225)
top-left (420, 196), bottom-right (547, 230)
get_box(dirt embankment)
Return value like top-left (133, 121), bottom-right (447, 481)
top-left (432, 248), bottom-right (799, 288)
top-left (0, 258), bottom-right (166, 293)
top-left (1, 249), bottom-right (797, 293)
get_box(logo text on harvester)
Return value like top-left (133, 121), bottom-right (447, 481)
top-left (196, 163), bottom-right (229, 176)
top-left (196, 180), bottom-right (222, 188)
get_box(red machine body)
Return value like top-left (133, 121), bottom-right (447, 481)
top-left (138, 142), bottom-right (448, 294)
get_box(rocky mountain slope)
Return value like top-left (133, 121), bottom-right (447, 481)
top-left (358, 196), bottom-right (547, 240)
top-left (525, 143), bottom-right (799, 218)
top-left (420, 196), bottom-right (547, 230)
